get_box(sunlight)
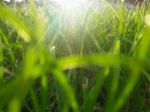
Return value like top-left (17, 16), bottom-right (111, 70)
top-left (50, 0), bottom-right (88, 11)
top-left (4, 0), bottom-right (23, 2)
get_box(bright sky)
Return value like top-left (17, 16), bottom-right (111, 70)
top-left (4, 0), bottom-right (23, 2)
top-left (3, 0), bottom-right (89, 11)
top-left (50, 0), bottom-right (88, 10)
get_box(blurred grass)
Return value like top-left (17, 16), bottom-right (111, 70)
top-left (0, 0), bottom-right (150, 112)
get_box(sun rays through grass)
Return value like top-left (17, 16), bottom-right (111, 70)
top-left (0, 0), bottom-right (150, 112)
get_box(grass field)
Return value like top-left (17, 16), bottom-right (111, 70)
top-left (0, 0), bottom-right (150, 112)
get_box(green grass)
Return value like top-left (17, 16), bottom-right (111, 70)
top-left (0, 0), bottom-right (150, 112)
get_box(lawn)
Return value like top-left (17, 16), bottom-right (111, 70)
top-left (0, 0), bottom-right (149, 112)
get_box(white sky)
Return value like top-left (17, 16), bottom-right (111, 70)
top-left (4, 0), bottom-right (23, 2)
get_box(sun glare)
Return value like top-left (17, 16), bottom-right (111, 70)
top-left (51, 0), bottom-right (88, 11)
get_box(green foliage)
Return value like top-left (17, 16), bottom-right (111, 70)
top-left (0, 1), bottom-right (149, 112)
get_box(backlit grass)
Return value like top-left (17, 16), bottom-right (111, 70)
top-left (0, 0), bottom-right (149, 112)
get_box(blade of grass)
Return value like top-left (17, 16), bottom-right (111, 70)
top-left (0, 4), bottom-right (30, 42)
top-left (30, 88), bottom-right (41, 112)
top-left (41, 74), bottom-right (48, 112)
top-left (0, 29), bottom-right (15, 62)
top-left (82, 67), bottom-right (109, 112)
top-left (51, 68), bottom-right (79, 112)
top-left (58, 54), bottom-right (131, 70)
top-left (112, 65), bottom-right (141, 112)
top-left (104, 67), bottom-right (120, 112)
top-left (0, 31), bottom-right (4, 81)
top-left (104, 39), bottom-right (120, 112)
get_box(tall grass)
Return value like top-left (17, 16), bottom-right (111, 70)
top-left (0, 0), bottom-right (149, 112)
